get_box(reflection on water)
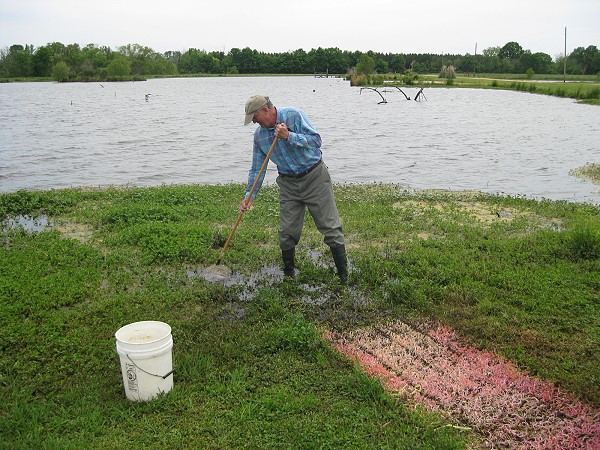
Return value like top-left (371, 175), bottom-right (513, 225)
top-left (1, 77), bottom-right (599, 203)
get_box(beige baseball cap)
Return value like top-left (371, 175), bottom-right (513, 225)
top-left (244, 95), bottom-right (269, 125)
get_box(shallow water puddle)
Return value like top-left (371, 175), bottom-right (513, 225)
top-left (2, 215), bottom-right (50, 233)
top-left (2, 215), bottom-right (96, 242)
top-left (325, 321), bottom-right (600, 449)
top-left (191, 265), bottom-right (233, 283)
top-left (187, 264), bottom-right (283, 286)
top-left (187, 264), bottom-right (286, 302)
top-left (187, 262), bottom-right (354, 307)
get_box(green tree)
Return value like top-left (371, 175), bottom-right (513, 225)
top-left (480, 46), bottom-right (503, 72)
top-left (411, 61), bottom-right (428, 73)
top-left (118, 43), bottom-right (157, 75)
top-left (273, 51), bottom-right (299, 73)
top-left (355, 54), bottom-right (376, 74)
top-left (107, 55), bottom-right (131, 79)
top-left (570, 45), bottom-right (600, 75)
top-left (590, 46), bottom-right (600, 74)
top-left (44, 42), bottom-right (67, 67)
top-left (220, 53), bottom-right (234, 73)
top-left (3, 40), bottom-right (599, 78)
top-left (482, 46), bottom-right (501, 58)
top-left (3, 44), bottom-right (34, 77)
top-left (0, 48), bottom-right (7, 77)
top-left (235, 47), bottom-right (260, 74)
top-left (31, 46), bottom-right (53, 77)
top-left (52, 61), bottom-right (70, 81)
top-left (307, 47), bottom-right (328, 73)
top-left (526, 67), bottom-right (535, 79)
top-left (64, 43), bottom-right (83, 75)
top-left (144, 56), bottom-right (178, 75)
top-left (304, 47), bottom-right (349, 74)
top-left (80, 44), bottom-right (111, 77)
top-left (499, 41), bottom-right (524, 59)
top-left (459, 54), bottom-right (475, 73)
top-left (180, 48), bottom-right (221, 73)
top-left (390, 54), bottom-right (406, 73)
top-left (519, 51), bottom-right (553, 74)
top-left (163, 51), bottom-right (181, 68)
top-left (288, 49), bottom-right (308, 73)
top-left (375, 57), bottom-right (389, 74)
top-left (323, 47), bottom-right (350, 74)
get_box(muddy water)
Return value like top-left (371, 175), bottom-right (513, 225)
top-left (1, 77), bottom-right (599, 203)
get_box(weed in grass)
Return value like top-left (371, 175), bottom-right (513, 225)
top-left (263, 312), bottom-right (321, 355)
top-left (211, 228), bottom-right (227, 249)
top-left (565, 224), bottom-right (600, 260)
top-left (384, 276), bottom-right (429, 309)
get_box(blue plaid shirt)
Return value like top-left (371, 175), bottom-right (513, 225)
top-left (245, 107), bottom-right (322, 199)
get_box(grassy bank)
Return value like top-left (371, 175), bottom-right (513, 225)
top-left (1, 184), bottom-right (599, 448)
top-left (353, 73), bottom-right (600, 105)
top-left (451, 75), bottom-right (600, 105)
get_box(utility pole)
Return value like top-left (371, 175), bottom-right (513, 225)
top-left (564, 27), bottom-right (567, 83)
top-left (474, 42), bottom-right (477, 77)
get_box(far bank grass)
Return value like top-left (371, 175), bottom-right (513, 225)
top-left (1, 184), bottom-right (599, 448)
top-left (428, 74), bottom-right (600, 104)
top-left (355, 73), bottom-right (600, 105)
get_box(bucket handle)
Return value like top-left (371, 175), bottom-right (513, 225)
top-left (126, 354), bottom-right (174, 379)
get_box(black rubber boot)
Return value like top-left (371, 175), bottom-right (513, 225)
top-left (330, 244), bottom-right (348, 285)
top-left (282, 248), bottom-right (295, 278)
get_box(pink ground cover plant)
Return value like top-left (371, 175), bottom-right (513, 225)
top-left (325, 321), bottom-right (600, 449)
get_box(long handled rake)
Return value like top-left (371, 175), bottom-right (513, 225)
top-left (215, 135), bottom-right (279, 265)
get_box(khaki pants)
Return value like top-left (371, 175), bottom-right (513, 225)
top-left (276, 162), bottom-right (345, 251)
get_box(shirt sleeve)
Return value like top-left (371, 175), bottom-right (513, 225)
top-left (287, 110), bottom-right (322, 151)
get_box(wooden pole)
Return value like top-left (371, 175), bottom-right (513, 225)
top-left (216, 136), bottom-right (279, 265)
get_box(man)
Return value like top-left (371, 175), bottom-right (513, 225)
top-left (240, 95), bottom-right (347, 284)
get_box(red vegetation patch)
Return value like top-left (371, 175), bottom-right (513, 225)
top-left (324, 321), bottom-right (600, 449)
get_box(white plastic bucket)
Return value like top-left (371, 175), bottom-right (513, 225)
top-left (115, 321), bottom-right (174, 401)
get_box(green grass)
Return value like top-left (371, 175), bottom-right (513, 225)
top-left (379, 73), bottom-right (600, 104)
top-left (2, 184), bottom-right (600, 448)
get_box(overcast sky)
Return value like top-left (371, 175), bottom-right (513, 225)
top-left (1, 0), bottom-right (598, 57)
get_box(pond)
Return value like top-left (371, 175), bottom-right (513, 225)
top-left (1, 76), bottom-right (599, 203)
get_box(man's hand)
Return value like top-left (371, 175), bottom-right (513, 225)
top-left (275, 123), bottom-right (289, 140)
top-left (239, 197), bottom-right (252, 213)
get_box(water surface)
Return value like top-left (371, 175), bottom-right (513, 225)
top-left (1, 77), bottom-right (599, 203)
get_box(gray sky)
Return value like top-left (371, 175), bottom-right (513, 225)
top-left (1, 0), bottom-right (598, 57)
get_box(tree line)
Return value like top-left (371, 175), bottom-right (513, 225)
top-left (1, 41), bottom-right (599, 81)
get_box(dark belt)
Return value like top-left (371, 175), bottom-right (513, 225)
top-left (279, 159), bottom-right (322, 179)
